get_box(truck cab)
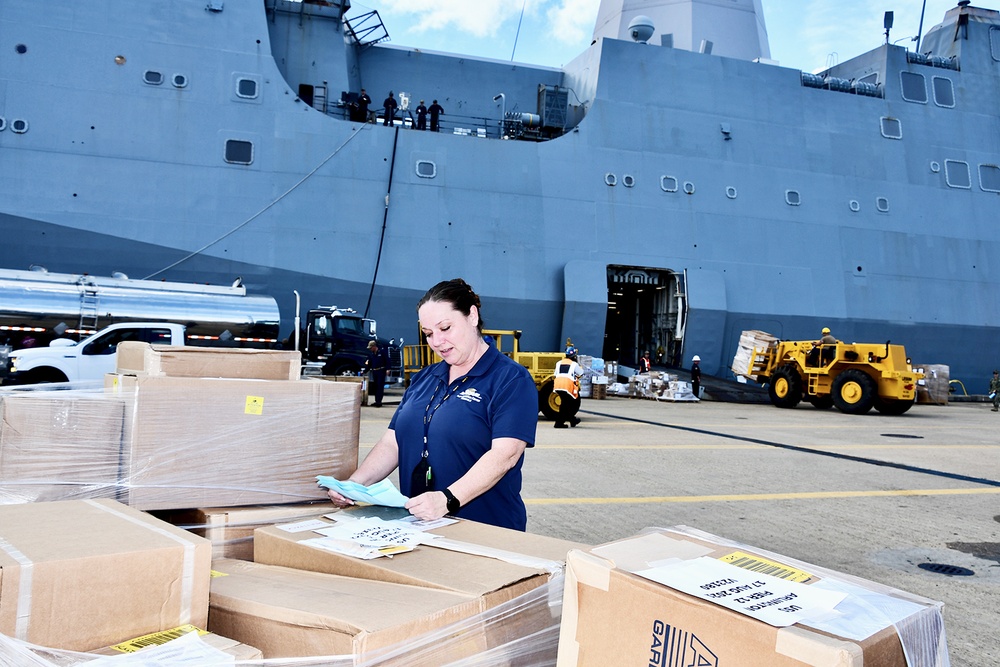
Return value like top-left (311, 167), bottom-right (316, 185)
top-left (303, 306), bottom-right (400, 378)
top-left (6, 322), bottom-right (183, 385)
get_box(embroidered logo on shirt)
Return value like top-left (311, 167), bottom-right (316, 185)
top-left (457, 387), bottom-right (483, 403)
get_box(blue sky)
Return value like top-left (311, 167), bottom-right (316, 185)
top-left (346, 1), bottom-right (984, 72)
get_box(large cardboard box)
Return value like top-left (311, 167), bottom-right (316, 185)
top-left (152, 502), bottom-right (331, 560)
top-left (116, 342), bottom-right (301, 380)
top-left (0, 392), bottom-right (125, 503)
top-left (558, 526), bottom-right (949, 667)
top-left (0, 499), bottom-right (211, 652)
top-left (208, 558), bottom-right (487, 663)
top-left (254, 510), bottom-right (582, 610)
top-left (106, 374), bottom-right (360, 510)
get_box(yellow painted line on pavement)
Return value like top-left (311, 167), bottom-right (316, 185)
top-left (525, 487), bottom-right (1000, 505)
top-left (538, 443), bottom-right (997, 450)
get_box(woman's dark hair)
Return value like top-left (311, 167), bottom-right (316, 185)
top-left (418, 278), bottom-right (485, 333)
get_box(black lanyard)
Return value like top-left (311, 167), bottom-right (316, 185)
top-left (417, 375), bottom-right (470, 487)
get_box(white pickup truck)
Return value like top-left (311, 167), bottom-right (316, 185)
top-left (5, 322), bottom-right (186, 385)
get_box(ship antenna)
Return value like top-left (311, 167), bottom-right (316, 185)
top-left (915, 0), bottom-right (928, 54)
top-left (511, 0), bottom-right (526, 61)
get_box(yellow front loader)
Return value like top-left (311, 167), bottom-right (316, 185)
top-left (403, 328), bottom-right (579, 421)
top-left (737, 334), bottom-right (923, 415)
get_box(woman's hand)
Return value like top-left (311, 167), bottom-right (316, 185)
top-left (405, 491), bottom-right (448, 521)
top-left (326, 489), bottom-right (355, 508)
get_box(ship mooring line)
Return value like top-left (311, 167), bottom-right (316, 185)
top-left (578, 409), bottom-right (1000, 488)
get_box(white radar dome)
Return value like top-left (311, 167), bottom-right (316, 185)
top-left (627, 15), bottom-right (655, 44)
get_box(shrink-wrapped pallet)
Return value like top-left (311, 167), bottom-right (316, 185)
top-left (731, 329), bottom-right (778, 378)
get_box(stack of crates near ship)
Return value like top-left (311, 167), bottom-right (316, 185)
top-left (731, 330), bottom-right (778, 379)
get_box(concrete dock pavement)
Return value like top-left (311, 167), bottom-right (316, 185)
top-left (358, 391), bottom-right (1000, 666)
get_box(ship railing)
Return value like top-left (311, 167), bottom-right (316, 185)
top-left (319, 103), bottom-right (560, 141)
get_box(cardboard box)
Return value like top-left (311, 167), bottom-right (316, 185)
top-left (208, 558), bottom-right (487, 662)
top-left (106, 374), bottom-right (360, 510)
top-left (152, 502), bottom-right (331, 560)
top-left (254, 510), bottom-right (582, 610)
top-left (90, 625), bottom-right (263, 660)
top-left (557, 526), bottom-right (948, 667)
top-left (0, 391), bottom-right (125, 503)
top-left (116, 341), bottom-right (301, 380)
top-left (0, 499), bottom-right (211, 652)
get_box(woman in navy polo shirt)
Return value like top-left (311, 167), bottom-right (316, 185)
top-left (327, 279), bottom-right (539, 531)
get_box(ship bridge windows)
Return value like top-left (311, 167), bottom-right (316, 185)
top-left (932, 76), bottom-right (955, 107)
top-left (944, 159), bottom-right (971, 188)
top-left (880, 117), bottom-right (902, 139)
top-left (979, 164), bottom-right (1000, 192)
top-left (224, 139), bottom-right (254, 165)
top-left (143, 70), bottom-right (164, 86)
top-left (900, 71), bottom-right (927, 104)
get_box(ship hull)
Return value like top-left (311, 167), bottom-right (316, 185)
top-left (2, 1), bottom-right (998, 383)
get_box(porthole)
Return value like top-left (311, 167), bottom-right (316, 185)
top-left (143, 70), bottom-right (163, 85)
top-left (725, 186), bottom-right (737, 199)
top-left (849, 200), bottom-right (860, 212)
top-left (622, 174), bottom-right (635, 188)
top-left (932, 76), bottom-right (955, 108)
top-left (224, 139), bottom-right (253, 165)
top-left (172, 73), bottom-right (188, 88)
top-left (0, 117), bottom-right (6, 132)
top-left (15, 44), bottom-right (27, 55)
top-left (10, 119), bottom-right (28, 134)
top-left (660, 175), bottom-right (678, 193)
top-left (236, 78), bottom-right (258, 99)
top-left (944, 159), bottom-right (971, 189)
top-left (876, 196), bottom-right (890, 212)
top-left (682, 181), bottom-right (695, 195)
top-left (415, 160), bottom-right (437, 179)
top-left (979, 164), bottom-right (1000, 193)
top-left (929, 161), bottom-right (941, 173)
top-left (880, 117), bottom-right (902, 140)
top-left (605, 173), bottom-right (617, 186)
top-left (785, 190), bottom-right (801, 206)
top-left (900, 71), bottom-right (927, 104)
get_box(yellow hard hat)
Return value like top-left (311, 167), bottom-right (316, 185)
top-left (821, 327), bottom-right (831, 334)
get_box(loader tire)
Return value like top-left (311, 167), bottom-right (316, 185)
top-left (767, 366), bottom-right (802, 408)
top-left (874, 396), bottom-right (914, 415)
top-left (832, 370), bottom-right (876, 414)
top-left (538, 379), bottom-right (579, 421)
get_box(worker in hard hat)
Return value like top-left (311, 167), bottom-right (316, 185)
top-left (809, 327), bottom-right (838, 366)
top-left (553, 346), bottom-right (584, 428)
top-left (690, 355), bottom-right (702, 399)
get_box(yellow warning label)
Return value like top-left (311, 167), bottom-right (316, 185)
top-left (210, 569), bottom-right (229, 578)
top-left (245, 395), bottom-right (264, 415)
top-left (719, 551), bottom-right (814, 583)
top-left (109, 625), bottom-right (207, 653)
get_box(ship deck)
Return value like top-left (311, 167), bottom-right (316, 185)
top-left (363, 390), bottom-right (999, 666)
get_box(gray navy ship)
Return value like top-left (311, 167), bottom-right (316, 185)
top-left (1, 0), bottom-right (998, 384)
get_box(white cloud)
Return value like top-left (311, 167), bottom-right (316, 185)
top-left (547, 0), bottom-right (602, 45)
top-left (377, 0), bottom-right (535, 38)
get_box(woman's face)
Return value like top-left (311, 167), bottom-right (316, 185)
top-left (418, 299), bottom-right (480, 369)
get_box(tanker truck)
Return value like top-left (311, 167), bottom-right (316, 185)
top-left (0, 267), bottom-right (400, 384)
